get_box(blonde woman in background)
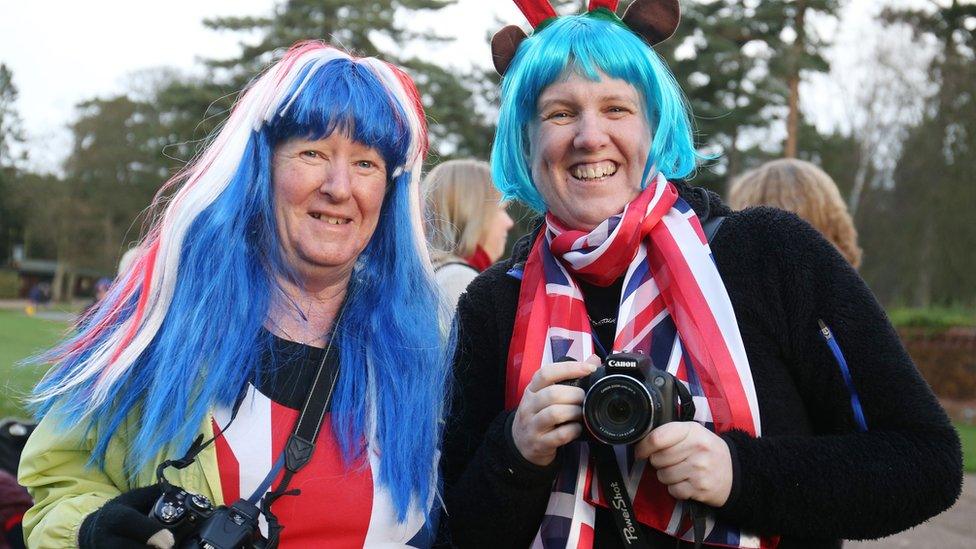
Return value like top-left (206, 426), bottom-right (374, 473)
top-left (423, 159), bottom-right (514, 307)
top-left (729, 158), bottom-right (863, 268)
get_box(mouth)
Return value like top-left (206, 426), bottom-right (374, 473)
top-left (308, 212), bottom-right (352, 225)
top-left (570, 161), bottom-right (618, 181)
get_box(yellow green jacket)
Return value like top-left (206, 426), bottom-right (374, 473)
top-left (18, 413), bottom-right (225, 548)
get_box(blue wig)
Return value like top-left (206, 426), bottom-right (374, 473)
top-left (30, 43), bottom-right (450, 520)
top-left (491, 15), bottom-right (700, 212)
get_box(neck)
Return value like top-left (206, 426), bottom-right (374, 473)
top-left (266, 272), bottom-right (351, 348)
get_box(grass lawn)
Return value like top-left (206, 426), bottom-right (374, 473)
top-left (0, 309), bottom-right (69, 418)
top-left (958, 423), bottom-right (976, 474)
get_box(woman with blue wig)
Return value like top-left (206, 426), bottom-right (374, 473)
top-left (441, 1), bottom-right (961, 548)
top-left (19, 41), bottom-right (451, 548)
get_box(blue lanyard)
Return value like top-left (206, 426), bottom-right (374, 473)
top-left (247, 453), bottom-right (286, 504)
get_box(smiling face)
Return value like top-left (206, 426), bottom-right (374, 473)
top-left (272, 133), bottom-right (387, 284)
top-left (529, 70), bottom-right (652, 231)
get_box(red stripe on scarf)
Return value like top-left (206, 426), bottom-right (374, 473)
top-left (646, 225), bottom-right (756, 435)
top-left (506, 231), bottom-right (549, 409)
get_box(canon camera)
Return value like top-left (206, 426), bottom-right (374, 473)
top-left (562, 351), bottom-right (695, 445)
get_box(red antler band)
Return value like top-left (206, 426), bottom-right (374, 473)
top-left (588, 1), bottom-right (620, 12)
top-left (514, 0), bottom-right (557, 28)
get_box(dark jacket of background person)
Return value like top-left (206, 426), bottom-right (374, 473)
top-left (0, 470), bottom-right (30, 549)
top-left (441, 181), bottom-right (962, 548)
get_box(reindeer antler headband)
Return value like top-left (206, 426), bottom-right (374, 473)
top-left (491, 0), bottom-right (680, 75)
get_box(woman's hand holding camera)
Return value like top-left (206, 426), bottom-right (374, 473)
top-left (635, 422), bottom-right (733, 507)
top-left (78, 484), bottom-right (175, 549)
top-left (512, 355), bottom-right (601, 466)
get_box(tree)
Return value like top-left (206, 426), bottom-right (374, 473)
top-left (0, 63), bottom-right (26, 264)
top-left (876, 0), bottom-right (976, 306)
top-left (198, 0), bottom-right (494, 158)
top-left (654, 1), bottom-right (789, 190)
top-left (0, 63), bottom-right (25, 167)
top-left (60, 95), bottom-right (173, 273)
top-left (777, 0), bottom-right (839, 157)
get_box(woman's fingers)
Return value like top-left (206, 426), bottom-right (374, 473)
top-left (654, 461), bottom-right (692, 486)
top-left (534, 403), bottom-right (584, 430)
top-left (525, 355), bottom-right (600, 392)
top-left (513, 356), bottom-right (600, 465)
top-left (639, 422), bottom-right (734, 507)
top-left (539, 422), bottom-right (584, 448)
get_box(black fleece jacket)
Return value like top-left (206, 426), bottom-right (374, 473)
top-left (440, 181), bottom-right (962, 548)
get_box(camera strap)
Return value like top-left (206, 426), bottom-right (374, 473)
top-left (593, 443), bottom-right (706, 549)
top-left (259, 339), bottom-right (340, 547)
top-left (592, 443), bottom-right (651, 549)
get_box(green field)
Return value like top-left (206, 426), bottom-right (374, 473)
top-left (1, 308), bottom-right (975, 472)
top-left (959, 424), bottom-right (976, 473)
top-left (0, 309), bottom-right (69, 418)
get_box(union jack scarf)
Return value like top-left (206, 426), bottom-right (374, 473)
top-left (506, 175), bottom-right (776, 548)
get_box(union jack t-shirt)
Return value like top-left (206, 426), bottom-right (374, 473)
top-left (211, 335), bottom-right (434, 548)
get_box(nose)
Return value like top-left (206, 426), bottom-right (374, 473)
top-left (319, 163), bottom-right (352, 202)
top-left (573, 112), bottom-right (610, 151)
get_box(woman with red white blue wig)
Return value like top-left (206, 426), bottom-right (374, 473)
top-left (441, 1), bottom-right (961, 548)
top-left (19, 41), bottom-right (451, 549)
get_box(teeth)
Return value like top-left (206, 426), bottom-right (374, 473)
top-left (572, 162), bottom-right (618, 180)
top-left (309, 213), bottom-right (348, 224)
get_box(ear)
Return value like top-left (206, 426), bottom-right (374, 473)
top-left (492, 25), bottom-right (529, 76)
top-left (621, 0), bottom-right (680, 46)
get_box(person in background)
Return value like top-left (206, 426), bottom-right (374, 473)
top-left (728, 158), bottom-right (863, 268)
top-left (0, 419), bottom-right (34, 549)
top-left (0, 470), bottom-right (30, 549)
top-left (441, 1), bottom-right (961, 548)
top-left (19, 41), bottom-right (451, 549)
top-left (422, 159), bottom-right (514, 308)
top-left (78, 277), bottom-right (112, 321)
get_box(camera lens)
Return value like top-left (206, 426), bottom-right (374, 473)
top-left (606, 396), bottom-right (632, 424)
top-left (583, 375), bottom-right (655, 445)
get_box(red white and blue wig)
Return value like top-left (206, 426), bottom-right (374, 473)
top-left (30, 41), bottom-right (450, 520)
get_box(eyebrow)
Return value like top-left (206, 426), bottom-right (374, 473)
top-left (538, 93), bottom-right (640, 111)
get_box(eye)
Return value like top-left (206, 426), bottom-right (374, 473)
top-left (606, 105), bottom-right (634, 117)
top-left (300, 150), bottom-right (321, 159)
top-left (353, 156), bottom-right (387, 176)
top-left (543, 110), bottom-right (575, 123)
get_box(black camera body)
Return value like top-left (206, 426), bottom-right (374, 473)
top-left (563, 352), bottom-right (694, 445)
top-left (150, 487), bottom-right (266, 549)
top-left (151, 487), bottom-right (215, 542)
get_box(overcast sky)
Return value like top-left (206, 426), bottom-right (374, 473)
top-left (0, 0), bottom-right (521, 172)
top-left (0, 0), bottom-right (934, 173)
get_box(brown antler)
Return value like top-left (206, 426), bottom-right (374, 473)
top-left (491, 25), bottom-right (529, 76)
top-left (492, 1), bottom-right (555, 76)
top-left (622, 0), bottom-right (680, 46)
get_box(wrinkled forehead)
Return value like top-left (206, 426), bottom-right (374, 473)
top-left (537, 67), bottom-right (645, 110)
